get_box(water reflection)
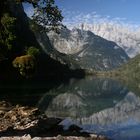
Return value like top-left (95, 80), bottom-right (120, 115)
top-left (1, 76), bottom-right (140, 139)
top-left (38, 77), bottom-right (140, 140)
top-left (38, 77), bottom-right (128, 118)
top-left (80, 92), bottom-right (140, 137)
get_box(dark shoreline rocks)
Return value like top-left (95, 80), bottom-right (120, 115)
top-left (0, 101), bottom-right (108, 140)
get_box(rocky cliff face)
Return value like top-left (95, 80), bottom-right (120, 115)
top-left (45, 27), bottom-right (129, 70)
top-left (77, 23), bottom-right (140, 58)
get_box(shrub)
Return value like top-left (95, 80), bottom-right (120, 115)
top-left (13, 55), bottom-right (35, 77)
top-left (26, 46), bottom-right (40, 57)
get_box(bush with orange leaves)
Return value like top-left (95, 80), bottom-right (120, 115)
top-left (12, 55), bottom-right (36, 77)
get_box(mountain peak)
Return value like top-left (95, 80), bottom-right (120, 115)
top-left (75, 23), bottom-right (140, 58)
top-left (45, 27), bottom-right (129, 70)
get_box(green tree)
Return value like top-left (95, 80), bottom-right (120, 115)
top-left (26, 46), bottom-right (40, 57)
top-left (0, 0), bottom-right (63, 56)
top-left (0, 13), bottom-right (16, 50)
top-left (17, 0), bottom-right (63, 31)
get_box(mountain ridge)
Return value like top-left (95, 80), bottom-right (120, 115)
top-left (43, 26), bottom-right (129, 70)
top-left (76, 23), bottom-right (140, 58)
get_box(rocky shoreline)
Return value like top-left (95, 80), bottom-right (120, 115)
top-left (0, 101), bottom-right (108, 140)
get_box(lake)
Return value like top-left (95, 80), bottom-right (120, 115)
top-left (1, 77), bottom-right (140, 140)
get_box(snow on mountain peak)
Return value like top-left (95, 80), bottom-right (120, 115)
top-left (75, 23), bottom-right (140, 58)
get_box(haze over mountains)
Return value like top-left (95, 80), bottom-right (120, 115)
top-left (76, 22), bottom-right (140, 58)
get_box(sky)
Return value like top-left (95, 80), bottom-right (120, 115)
top-left (23, 0), bottom-right (140, 27)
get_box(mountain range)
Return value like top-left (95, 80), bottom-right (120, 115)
top-left (1, 0), bottom-right (140, 79)
top-left (37, 26), bottom-right (129, 71)
top-left (76, 23), bottom-right (140, 58)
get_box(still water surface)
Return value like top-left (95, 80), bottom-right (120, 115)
top-left (1, 77), bottom-right (140, 140)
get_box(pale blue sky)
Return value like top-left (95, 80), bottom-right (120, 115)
top-left (23, 0), bottom-right (140, 26)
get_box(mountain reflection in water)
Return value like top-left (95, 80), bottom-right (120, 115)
top-left (1, 77), bottom-right (140, 140)
top-left (38, 77), bottom-right (140, 140)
